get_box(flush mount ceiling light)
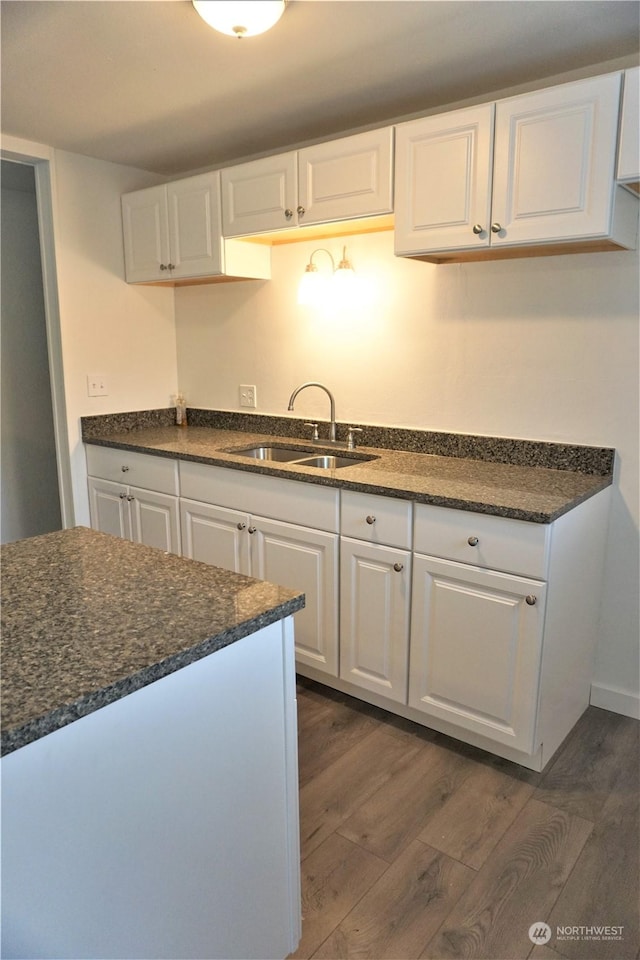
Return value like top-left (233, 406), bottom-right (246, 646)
top-left (192, 1), bottom-right (287, 39)
top-left (298, 247), bottom-right (357, 307)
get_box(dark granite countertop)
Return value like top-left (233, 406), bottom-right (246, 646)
top-left (1, 527), bottom-right (304, 757)
top-left (81, 411), bottom-right (614, 524)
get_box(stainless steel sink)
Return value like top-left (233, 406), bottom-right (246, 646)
top-left (294, 455), bottom-right (368, 469)
top-left (225, 445), bottom-right (378, 469)
top-left (227, 446), bottom-right (308, 462)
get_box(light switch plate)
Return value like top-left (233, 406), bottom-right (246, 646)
top-left (87, 373), bottom-right (108, 397)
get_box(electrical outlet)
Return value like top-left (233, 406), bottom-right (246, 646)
top-left (239, 384), bottom-right (257, 408)
top-left (87, 373), bottom-right (108, 397)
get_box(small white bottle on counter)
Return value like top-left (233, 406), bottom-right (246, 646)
top-left (174, 393), bottom-right (187, 427)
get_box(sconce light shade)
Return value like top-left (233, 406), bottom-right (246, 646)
top-left (192, 1), bottom-right (286, 38)
top-left (298, 246), bottom-right (360, 308)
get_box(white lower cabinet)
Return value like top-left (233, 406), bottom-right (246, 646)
top-left (340, 537), bottom-right (411, 704)
top-left (178, 462), bottom-right (340, 677)
top-left (86, 446), bottom-right (181, 555)
top-left (409, 554), bottom-right (546, 754)
top-left (88, 478), bottom-right (181, 555)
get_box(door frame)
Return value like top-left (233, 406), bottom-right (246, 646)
top-left (1, 137), bottom-right (74, 528)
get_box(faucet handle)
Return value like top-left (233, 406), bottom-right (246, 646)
top-left (347, 427), bottom-right (363, 450)
top-left (304, 422), bottom-right (319, 441)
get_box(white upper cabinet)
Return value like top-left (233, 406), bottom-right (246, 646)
top-left (394, 104), bottom-right (494, 255)
top-left (395, 72), bottom-right (638, 261)
top-left (221, 128), bottom-right (393, 237)
top-left (617, 66), bottom-right (640, 193)
top-left (122, 171), bottom-right (270, 283)
top-left (221, 152), bottom-right (297, 237)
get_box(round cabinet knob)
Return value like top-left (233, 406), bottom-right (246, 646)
top-left (159, 263), bottom-right (168, 271)
top-left (467, 536), bottom-right (479, 546)
top-left (393, 562), bottom-right (404, 573)
top-left (248, 526), bottom-right (257, 535)
top-left (126, 494), bottom-right (135, 502)
top-left (491, 223), bottom-right (502, 234)
top-left (167, 263), bottom-right (175, 271)
top-left (119, 492), bottom-right (127, 499)
top-left (525, 595), bottom-right (538, 606)
top-left (237, 522), bottom-right (246, 531)
top-left (121, 465), bottom-right (130, 472)
top-left (472, 224), bottom-right (484, 235)
top-left (366, 515), bottom-right (376, 525)
top-left (284, 208), bottom-right (293, 220)
top-left (296, 205), bottom-right (305, 217)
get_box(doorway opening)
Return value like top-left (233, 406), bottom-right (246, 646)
top-left (1, 154), bottom-right (73, 542)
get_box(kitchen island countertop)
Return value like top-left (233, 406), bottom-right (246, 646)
top-left (1, 526), bottom-right (304, 756)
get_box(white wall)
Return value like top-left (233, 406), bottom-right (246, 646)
top-left (174, 229), bottom-right (640, 715)
top-left (51, 151), bottom-right (177, 524)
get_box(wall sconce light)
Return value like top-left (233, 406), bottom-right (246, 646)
top-left (297, 246), bottom-right (357, 306)
top-left (192, 1), bottom-right (286, 39)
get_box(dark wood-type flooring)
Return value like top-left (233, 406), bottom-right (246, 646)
top-left (289, 677), bottom-right (639, 960)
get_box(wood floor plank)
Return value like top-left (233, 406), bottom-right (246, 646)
top-left (311, 840), bottom-right (474, 960)
top-left (297, 693), bottom-right (382, 789)
top-left (420, 799), bottom-right (593, 960)
top-left (337, 740), bottom-right (474, 863)
top-left (418, 763), bottom-right (535, 870)
top-left (545, 718), bottom-right (639, 959)
top-left (299, 727), bottom-right (423, 860)
top-left (529, 945), bottom-right (569, 959)
top-left (288, 833), bottom-right (388, 960)
top-left (533, 708), bottom-right (627, 822)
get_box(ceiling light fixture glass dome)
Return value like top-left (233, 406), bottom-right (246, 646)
top-left (192, 1), bottom-right (287, 39)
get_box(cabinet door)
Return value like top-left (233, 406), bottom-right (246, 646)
top-left (129, 487), bottom-right (181, 555)
top-left (88, 478), bottom-right (131, 540)
top-left (167, 172), bottom-right (223, 279)
top-left (180, 499), bottom-right (250, 574)
top-left (298, 128), bottom-right (393, 225)
top-left (221, 153), bottom-right (297, 237)
top-left (491, 73), bottom-right (622, 245)
top-left (250, 516), bottom-right (339, 677)
top-left (409, 555), bottom-right (546, 754)
top-left (394, 104), bottom-right (494, 255)
top-left (617, 67), bottom-right (639, 190)
top-left (121, 185), bottom-right (170, 282)
top-left (340, 538), bottom-right (411, 704)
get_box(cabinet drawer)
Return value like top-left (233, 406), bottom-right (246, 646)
top-left (414, 503), bottom-right (549, 578)
top-left (179, 462), bottom-right (339, 533)
top-left (86, 445), bottom-right (179, 496)
top-left (341, 490), bottom-right (412, 549)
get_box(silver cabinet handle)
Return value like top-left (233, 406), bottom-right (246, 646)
top-left (525, 595), bottom-right (537, 606)
top-left (121, 465), bottom-right (130, 472)
top-left (297, 205), bottom-right (305, 217)
top-left (468, 536), bottom-right (479, 546)
top-left (491, 223), bottom-right (502, 233)
top-left (472, 224), bottom-right (483, 235)
top-left (248, 526), bottom-right (257, 535)
top-left (237, 522), bottom-right (246, 531)
top-left (393, 562), bottom-right (404, 573)
top-left (284, 208), bottom-right (293, 220)
top-left (366, 515), bottom-right (376, 525)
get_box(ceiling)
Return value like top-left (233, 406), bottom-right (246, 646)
top-left (1, 1), bottom-right (639, 177)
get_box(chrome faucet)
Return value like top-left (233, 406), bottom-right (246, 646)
top-left (287, 382), bottom-right (337, 442)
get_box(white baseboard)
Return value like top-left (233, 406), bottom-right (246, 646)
top-left (590, 682), bottom-right (640, 720)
